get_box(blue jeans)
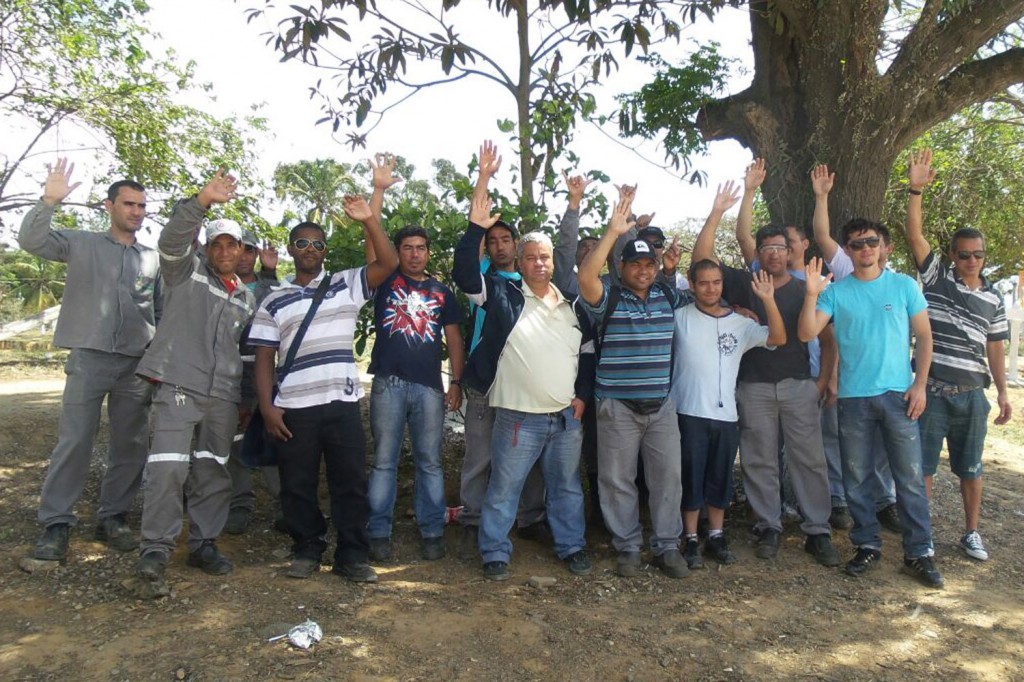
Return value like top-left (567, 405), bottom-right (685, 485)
top-left (367, 376), bottom-right (447, 540)
top-left (479, 407), bottom-right (586, 563)
top-left (837, 392), bottom-right (934, 558)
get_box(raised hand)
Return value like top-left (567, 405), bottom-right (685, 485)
top-left (563, 171), bottom-right (592, 209)
top-left (259, 240), bottom-right (279, 270)
top-left (478, 140), bottom-right (502, 178)
top-left (907, 148), bottom-right (936, 190)
top-left (197, 168), bottom-right (238, 208)
top-left (614, 182), bottom-right (637, 205)
top-left (803, 257), bottom-right (832, 296)
top-left (751, 269), bottom-right (775, 301)
top-left (662, 238), bottom-right (681, 272)
top-left (342, 194), bottom-right (373, 223)
top-left (371, 152), bottom-right (402, 190)
top-left (744, 158), bottom-right (766, 192)
top-left (712, 181), bottom-right (741, 214)
top-left (469, 193), bottom-right (502, 229)
top-left (810, 164), bottom-right (834, 197)
top-left (608, 197), bottom-right (635, 236)
top-left (42, 157), bottom-right (82, 206)
top-left (636, 212), bottom-right (656, 229)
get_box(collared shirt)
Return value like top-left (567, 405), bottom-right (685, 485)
top-left (489, 283), bottom-right (581, 413)
top-left (18, 201), bottom-right (160, 356)
top-left (249, 268), bottom-right (370, 408)
top-left (919, 251), bottom-right (1007, 388)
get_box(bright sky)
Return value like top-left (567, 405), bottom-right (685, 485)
top-left (144, 1), bottom-right (756, 225)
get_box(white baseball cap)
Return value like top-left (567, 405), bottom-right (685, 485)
top-left (206, 218), bottom-right (243, 243)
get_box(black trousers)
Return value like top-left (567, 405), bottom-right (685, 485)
top-left (276, 400), bottom-right (369, 565)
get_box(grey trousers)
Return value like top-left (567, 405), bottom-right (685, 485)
top-left (738, 379), bottom-right (831, 536)
top-left (140, 384), bottom-right (235, 556)
top-left (459, 387), bottom-right (546, 527)
top-left (38, 348), bottom-right (152, 528)
top-left (596, 397), bottom-right (682, 554)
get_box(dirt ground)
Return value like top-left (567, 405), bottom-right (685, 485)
top-left (1, 353), bottom-right (1023, 682)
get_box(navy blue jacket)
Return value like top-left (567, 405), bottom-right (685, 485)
top-left (453, 222), bottom-right (595, 402)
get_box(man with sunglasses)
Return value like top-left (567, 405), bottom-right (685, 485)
top-left (799, 214), bottom-right (942, 588)
top-left (250, 198), bottom-right (398, 582)
top-left (903, 149), bottom-right (1010, 562)
top-left (693, 183), bottom-right (840, 568)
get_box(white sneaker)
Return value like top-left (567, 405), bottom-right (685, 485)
top-left (960, 531), bottom-right (989, 561)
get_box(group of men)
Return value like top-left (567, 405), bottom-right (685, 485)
top-left (20, 143), bottom-right (1008, 591)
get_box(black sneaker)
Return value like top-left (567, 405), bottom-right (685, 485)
top-left (877, 503), bottom-right (902, 533)
top-left (616, 551), bottom-right (642, 577)
top-left (705, 535), bottom-right (738, 565)
top-left (651, 548), bottom-right (689, 579)
top-left (804, 534), bottom-right (841, 567)
top-left (284, 557), bottom-right (319, 579)
top-left (683, 537), bottom-right (705, 570)
top-left (368, 537), bottom-right (392, 562)
top-left (564, 550), bottom-right (592, 576)
top-left (421, 536), bottom-right (446, 561)
top-left (95, 514), bottom-right (138, 552)
top-left (902, 556), bottom-right (944, 588)
top-left (457, 525), bottom-right (478, 562)
top-left (332, 562), bottom-right (378, 583)
top-left (33, 524), bottom-right (70, 562)
top-left (844, 547), bottom-right (882, 577)
top-left (829, 506), bottom-right (854, 530)
top-left (482, 561), bottom-right (510, 581)
top-left (135, 551), bottom-right (169, 580)
top-left (222, 507), bottom-right (252, 535)
top-left (755, 528), bottom-right (780, 559)
top-left (186, 540), bottom-right (233, 575)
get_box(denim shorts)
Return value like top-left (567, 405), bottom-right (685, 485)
top-left (919, 388), bottom-right (989, 479)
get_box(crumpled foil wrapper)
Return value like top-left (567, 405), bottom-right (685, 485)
top-left (269, 620), bottom-right (323, 649)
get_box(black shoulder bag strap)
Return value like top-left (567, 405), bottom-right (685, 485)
top-left (277, 273), bottom-right (332, 383)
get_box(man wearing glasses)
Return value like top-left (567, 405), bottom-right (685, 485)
top-left (902, 149), bottom-right (1011, 562)
top-left (799, 207), bottom-right (942, 588)
top-left (693, 184), bottom-right (839, 568)
top-left (250, 200), bottom-right (398, 582)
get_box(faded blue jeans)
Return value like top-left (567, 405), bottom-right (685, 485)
top-left (367, 376), bottom-right (447, 540)
top-left (479, 406), bottom-right (586, 564)
top-left (837, 392), bottom-right (934, 558)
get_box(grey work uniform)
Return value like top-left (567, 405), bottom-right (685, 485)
top-left (135, 199), bottom-right (255, 557)
top-left (18, 201), bottom-right (159, 529)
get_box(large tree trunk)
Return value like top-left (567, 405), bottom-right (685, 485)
top-left (698, 0), bottom-right (1024, 239)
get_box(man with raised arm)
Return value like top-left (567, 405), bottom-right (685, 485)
top-left (902, 149), bottom-right (1011, 561)
top-left (798, 218), bottom-right (942, 587)
top-left (133, 171), bottom-right (256, 584)
top-left (455, 141), bottom-right (547, 561)
top-left (364, 153), bottom-right (466, 563)
top-left (692, 183), bottom-right (840, 567)
top-left (811, 164), bottom-right (901, 534)
top-left (453, 190), bottom-right (595, 582)
top-left (577, 190), bottom-right (690, 580)
top-left (249, 196), bottom-right (398, 583)
top-left (670, 259), bottom-right (786, 568)
top-left (19, 159), bottom-right (159, 563)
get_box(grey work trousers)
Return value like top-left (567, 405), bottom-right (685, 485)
top-left (738, 379), bottom-right (831, 536)
top-left (459, 387), bottom-right (546, 528)
top-left (37, 348), bottom-right (152, 528)
top-left (596, 397), bottom-right (682, 554)
top-left (140, 384), bottom-right (235, 556)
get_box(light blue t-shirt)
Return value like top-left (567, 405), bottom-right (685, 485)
top-left (469, 255), bottom-right (521, 353)
top-left (817, 269), bottom-right (927, 399)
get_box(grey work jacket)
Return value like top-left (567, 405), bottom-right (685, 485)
top-left (18, 201), bottom-right (160, 357)
top-left (135, 198), bottom-right (255, 402)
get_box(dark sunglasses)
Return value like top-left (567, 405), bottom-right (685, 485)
top-left (955, 250), bottom-right (985, 261)
top-left (292, 238), bottom-right (326, 252)
top-left (643, 239), bottom-right (664, 249)
top-left (847, 237), bottom-right (881, 251)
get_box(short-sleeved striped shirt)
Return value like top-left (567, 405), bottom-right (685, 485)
top-left (248, 268), bottom-right (370, 408)
top-left (919, 251), bottom-right (1008, 388)
top-left (583, 283), bottom-right (678, 400)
